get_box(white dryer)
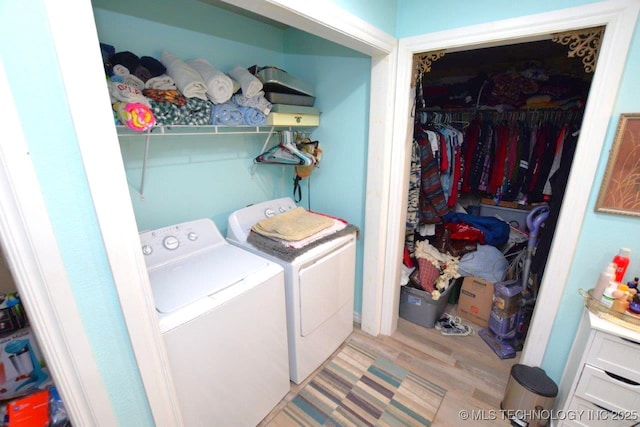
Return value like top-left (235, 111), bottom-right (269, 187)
top-left (139, 218), bottom-right (289, 427)
top-left (227, 198), bottom-right (357, 384)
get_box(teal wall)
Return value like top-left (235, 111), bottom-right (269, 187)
top-left (0, 1), bottom-right (152, 425)
top-left (283, 30), bottom-right (370, 313)
top-left (328, 0), bottom-right (397, 35)
top-left (396, 0), bottom-right (600, 37)
top-left (394, 0), bottom-right (640, 383)
top-left (92, 4), bottom-right (370, 317)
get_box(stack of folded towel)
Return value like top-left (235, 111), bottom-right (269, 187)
top-left (101, 43), bottom-right (273, 129)
top-left (247, 207), bottom-right (359, 261)
top-left (250, 207), bottom-right (348, 249)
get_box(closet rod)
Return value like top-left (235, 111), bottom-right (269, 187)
top-left (415, 107), bottom-right (584, 114)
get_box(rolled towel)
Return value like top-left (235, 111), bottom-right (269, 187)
top-left (112, 64), bottom-right (130, 77)
top-left (123, 74), bottom-right (145, 91)
top-left (140, 55), bottom-right (167, 78)
top-left (110, 51), bottom-right (141, 74)
top-left (211, 102), bottom-right (243, 126)
top-left (161, 50), bottom-right (208, 100)
top-left (113, 102), bottom-right (156, 132)
top-left (108, 81), bottom-right (151, 108)
top-left (182, 98), bottom-right (213, 126)
top-left (144, 75), bottom-right (176, 90)
top-left (100, 43), bottom-right (115, 65)
top-left (186, 58), bottom-right (234, 104)
top-left (134, 65), bottom-right (152, 83)
top-left (232, 92), bottom-right (272, 115)
top-left (228, 65), bottom-right (262, 98)
top-left (239, 106), bottom-right (266, 126)
top-left (148, 100), bottom-right (185, 126)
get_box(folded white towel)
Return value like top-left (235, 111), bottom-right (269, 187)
top-left (108, 81), bottom-right (150, 107)
top-left (123, 74), bottom-right (145, 91)
top-left (233, 92), bottom-right (272, 115)
top-left (144, 74), bottom-right (177, 90)
top-left (186, 59), bottom-right (234, 104)
top-left (228, 65), bottom-right (262, 98)
top-left (161, 50), bottom-right (208, 100)
top-left (112, 64), bottom-right (130, 77)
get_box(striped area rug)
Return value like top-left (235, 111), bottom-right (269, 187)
top-left (271, 340), bottom-right (446, 426)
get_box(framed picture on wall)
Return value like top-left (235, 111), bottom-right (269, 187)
top-left (595, 113), bottom-right (640, 216)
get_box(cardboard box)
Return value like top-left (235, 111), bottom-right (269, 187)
top-left (457, 276), bottom-right (494, 327)
top-left (6, 389), bottom-right (49, 427)
top-left (0, 327), bottom-right (52, 401)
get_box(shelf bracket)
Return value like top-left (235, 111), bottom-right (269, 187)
top-left (250, 126), bottom-right (276, 176)
top-left (138, 132), bottom-right (151, 199)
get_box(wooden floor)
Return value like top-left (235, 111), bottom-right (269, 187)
top-left (260, 307), bottom-right (520, 426)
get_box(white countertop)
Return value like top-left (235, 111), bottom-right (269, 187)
top-left (588, 310), bottom-right (640, 343)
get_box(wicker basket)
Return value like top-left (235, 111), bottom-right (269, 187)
top-left (581, 288), bottom-right (640, 332)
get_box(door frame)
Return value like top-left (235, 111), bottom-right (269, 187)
top-left (0, 60), bottom-right (119, 426)
top-left (383, 0), bottom-right (640, 367)
top-left (43, 0), bottom-right (396, 424)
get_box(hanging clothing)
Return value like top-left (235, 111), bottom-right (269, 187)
top-left (416, 129), bottom-right (449, 224)
top-left (405, 139), bottom-right (422, 255)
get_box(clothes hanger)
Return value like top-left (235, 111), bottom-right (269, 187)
top-left (281, 138), bottom-right (314, 166)
top-left (254, 144), bottom-right (305, 165)
top-left (253, 131), bottom-right (314, 165)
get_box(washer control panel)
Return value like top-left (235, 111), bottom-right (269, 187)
top-left (139, 218), bottom-right (225, 269)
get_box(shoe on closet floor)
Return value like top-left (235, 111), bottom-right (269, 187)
top-left (440, 323), bottom-right (473, 336)
top-left (434, 313), bottom-right (462, 330)
top-left (435, 313), bottom-right (474, 336)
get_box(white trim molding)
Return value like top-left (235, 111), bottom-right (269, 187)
top-left (0, 60), bottom-right (118, 426)
top-left (387, 0), bottom-right (640, 365)
top-left (44, 0), bottom-right (184, 425)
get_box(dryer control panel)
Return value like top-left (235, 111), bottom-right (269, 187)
top-left (139, 218), bottom-right (225, 269)
top-left (227, 197), bottom-right (297, 243)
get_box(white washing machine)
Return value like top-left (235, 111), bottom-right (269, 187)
top-left (227, 197), bottom-right (356, 384)
top-left (139, 218), bottom-right (289, 427)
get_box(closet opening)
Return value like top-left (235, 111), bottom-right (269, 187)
top-left (401, 28), bottom-right (602, 359)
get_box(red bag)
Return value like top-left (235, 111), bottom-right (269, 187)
top-left (444, 222), bottom-right (485, 244)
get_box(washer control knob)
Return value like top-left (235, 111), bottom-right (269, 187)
top-left (187, 232), bottom-right (198, 241)
top-left (142, 245), bottom-right (153, 256)
top-left (265, 208), bottom-right (276, 217)
top-left (279, 206), bottom-right (287, 213)
top-left (163, 236), bottom-right (179, 250)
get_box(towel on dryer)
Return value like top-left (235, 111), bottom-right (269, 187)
top-left (251, 207), bottom-right (334, 241)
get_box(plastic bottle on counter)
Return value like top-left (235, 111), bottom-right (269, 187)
top-left (612, 284), bottom-right (631, 313)
top-left (593, 262), bottom-right (617, 300)
top-left (612, 248), bottom-right (631, 282)
top-left (600, 282), bottom-right (618, 308)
